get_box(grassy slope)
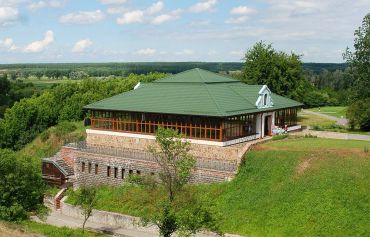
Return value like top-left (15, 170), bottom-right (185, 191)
top-left (0, 221), bottom-right (108, 237)
top-left (308, 106), bottom-right (347, 118)
top-left (19, 121), bottom-right (86, 159)
top-left (69, 138), bottom-right (370, 237)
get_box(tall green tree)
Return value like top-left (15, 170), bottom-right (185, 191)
top-left (343, 13), bottom-right (370, 101)
top-left (344, 13), bottom-right (370, 131)
top-left (133, 127), bottom-right (222, 237)
top-left (242, 41), bottom-right (307, 101)
top-left (0, 149), bottom-right (45, 221)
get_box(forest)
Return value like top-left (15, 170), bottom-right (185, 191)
top-left (0, 62), bottom-right (345, 79)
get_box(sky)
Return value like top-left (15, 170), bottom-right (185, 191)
top-left (0, 0), bottom-right (369, 63)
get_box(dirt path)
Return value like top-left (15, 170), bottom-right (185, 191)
top-left (302, 109), bottom-right (348, 126)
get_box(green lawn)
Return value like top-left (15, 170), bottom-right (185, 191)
top-left (308, 106), bottom-right (347, 118)
top-left (298, 111), bottom-right (335, 128)
top-left (67, 138), bottom-right (370, 237)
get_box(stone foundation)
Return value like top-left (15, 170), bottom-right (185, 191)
top-left (73, 149), bottom-right (236, 187)
top-left (86, 129), bottom-right (240, 161)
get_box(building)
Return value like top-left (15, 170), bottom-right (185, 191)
top-left (42, 68), bottom-right (302, 187)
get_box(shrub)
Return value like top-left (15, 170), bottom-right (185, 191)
top-left (54, 122), bottom-right (77, 138)
top-left (0, 149), bottom-right (45, 221)
top-left (347, 99), bottom-right (370, 131)
top-left (272, 134), bottom-right (289, 140)
top-left (311, 125), bottom-right (323, 131)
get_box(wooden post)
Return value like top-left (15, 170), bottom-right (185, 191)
top-left (220, 120), bottom-right (223, 142)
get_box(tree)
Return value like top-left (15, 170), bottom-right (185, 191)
top-left (343, 13), bottom-right (370, 131)
top-left (343, 13), bottom-right (370, 102)
top-left (133, 127), bottom-right (222, 237)
top-left (242, 41), bottom-right (307, 101)
top-left (346, 98), bottom-right (370, 131)
top-left (0, 149), bottom-right (45, 221)
top-left (73, 186), bottom-right (97, 233)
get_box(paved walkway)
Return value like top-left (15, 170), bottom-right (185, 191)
top-left (301, 109), bottom-right (348, 126)
top-left (32, 210), bottom-right (242, 237)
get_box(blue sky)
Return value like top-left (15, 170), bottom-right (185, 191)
top-left (0, 0), bottom-right (368, 63)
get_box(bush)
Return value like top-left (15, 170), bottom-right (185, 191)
top-left (347, 99), bottom-right (370, 131)
top-left (0, 149), bottom-right (45, 221)
top-left (54, 122), bottom-right (77, 138)
top-left (272, 134), bottom-right (289, 140)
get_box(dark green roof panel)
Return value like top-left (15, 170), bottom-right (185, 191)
top-left (84, 68), bottom-right (302, 117)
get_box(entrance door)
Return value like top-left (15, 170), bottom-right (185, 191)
top-left (264, 115), bottom-right (272, 136)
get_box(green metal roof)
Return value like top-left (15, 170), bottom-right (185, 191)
top-left (84, 68), bottom-right (302, 117)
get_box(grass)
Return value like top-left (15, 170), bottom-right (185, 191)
top-left (0, 221), bottom-right (108, 237)
top-left (298, 111), bottom-right (335, 128)
top-left (67, 138), bottom-right (370, 237)
top-left (308, 106), bottom-right (347, 118)
top-left (299, 111), bottom-right (370, 136)
top-left (18, 121), bottom-right (86, 159)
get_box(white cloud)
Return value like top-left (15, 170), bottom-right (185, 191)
top-left (226, 16), bottom-right (249, 24)
top-left (107, 6), bottom-right (127, 15)
top-left (147, 1), bottom-right (164, 14)
top-left (230, 50), bottom-right (244, 58)
top-left (100, 0), bottom-right (127, 5)
top-left (175, 49), bottom-right (194, 55)
top-left (230, 6), bottom-right (256, 15)
top-left (136, 48), bottom-right (156, 55)
top-left (72, 39), bottom-right (92, 53)
top-left (117, 10), bottom-right (143, 24)
top-left (208, 50), bottom-right (217, 56)
top-left (0, 7), bottom-right (18, 26)
top-left (0, 37), bottom-right (17, 51)
top-left (151, 9), bottom-right (181, 25)
top-left (59, 10), bottom-right (104, 24)
top-left (28, 1), bottom-right (64, 10)
top-left (189, 0), bottom-right (217, 13)
top-left (24, 30), bottom-right (54, 53)
top-left (189, 20), bottom-right (210, 26)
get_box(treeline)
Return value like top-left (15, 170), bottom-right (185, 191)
top-left (0, 62), bottom-right (345, 79)
top-left (0, 76), bottom-right (42, 117)
top-left (0, 73), bottom-right (166, 150)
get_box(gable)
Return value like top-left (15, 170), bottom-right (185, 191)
top-left (255, 85), bottom-right (273, 109)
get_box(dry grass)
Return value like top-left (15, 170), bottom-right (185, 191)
top-left (0, 222), bottom-right (42, 237)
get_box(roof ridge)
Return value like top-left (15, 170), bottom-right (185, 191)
top-left (197, 68), bottom-right (239, 83)
top-left (198, 69), bottom-right (224, 116)
top-left (154, 68), bottom-right (199, 83)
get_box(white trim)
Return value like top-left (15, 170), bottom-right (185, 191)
top-left (287, 125), bottom-right (301, 132)
top-left (133, 82), bottom-right (141, 90)
top-left (86, 129), bottom-right (259, 147)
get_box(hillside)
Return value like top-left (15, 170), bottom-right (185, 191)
top-left (67, 137), bottom-right (370, 237)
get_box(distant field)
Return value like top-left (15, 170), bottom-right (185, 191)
top-left (308, 106), bottom-right (347, 118)
top-left (67, 137), bottom-right (370, 237)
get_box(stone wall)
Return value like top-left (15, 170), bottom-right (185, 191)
top-left (86, 131), bottom-right (239, 162)
top-left (73, 149), bottom-right (236, 188)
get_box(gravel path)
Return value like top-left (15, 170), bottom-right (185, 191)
top-left (32, 210), bottom-right (243, 237)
